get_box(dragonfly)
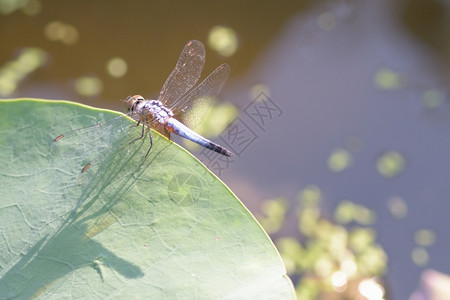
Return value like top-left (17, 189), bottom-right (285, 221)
top-left (52, 40), bottom-right (232, 174)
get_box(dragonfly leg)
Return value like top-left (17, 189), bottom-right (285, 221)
top-left (145, 126), bottom-right (153, 159)
top-left (128, 121), bottom-right (146, 146)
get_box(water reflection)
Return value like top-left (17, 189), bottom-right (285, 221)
top-left (0, 48), bottom-right (47, 96)
top-left (44, 21), bottom-right (79, 46)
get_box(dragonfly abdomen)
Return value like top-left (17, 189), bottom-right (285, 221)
top-left (204, 142), bottom-right (232, 157)
top-left (166, 118), bottom-right (232, 157)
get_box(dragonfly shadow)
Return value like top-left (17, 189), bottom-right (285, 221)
top-left (50, 115), bottom-right (173, 236)
top-left (68, 128), bottom-right (171, 238)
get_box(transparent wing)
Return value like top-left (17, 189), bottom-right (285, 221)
top-left (50, 114), bottom-right (145, 175)
top-left (50, 114), bottom-right (164, 235)
top-left (158, 40), bottom-right (205, 107)
top-left (170, 63), bottom-right (230, 129)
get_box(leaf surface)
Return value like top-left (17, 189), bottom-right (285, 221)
top-left (0, 99), bottom-right (295, 299)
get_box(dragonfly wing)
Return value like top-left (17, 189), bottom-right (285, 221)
top-left (51, 114), bottom-right (132, 158)
top-left (158, 40), bottom-right (205, 107)
top-left (50, 114), bottom-right (148, 174)
top-left (170, 63), bottom-right (230, 129)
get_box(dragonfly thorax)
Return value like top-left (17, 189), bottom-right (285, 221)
top-left (125, 95), bottom-right (174, 125)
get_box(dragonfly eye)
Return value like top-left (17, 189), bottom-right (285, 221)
top-left (125, 95), bottom-right (144, 112)
top-left (124, 97), bottom-right (135, 112)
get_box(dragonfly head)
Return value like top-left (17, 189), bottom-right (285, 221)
top-left (125, 95), bottom-right (144, 113)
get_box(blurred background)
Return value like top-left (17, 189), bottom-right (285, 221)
top-left (2, 0), bottom-right (450, 299)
